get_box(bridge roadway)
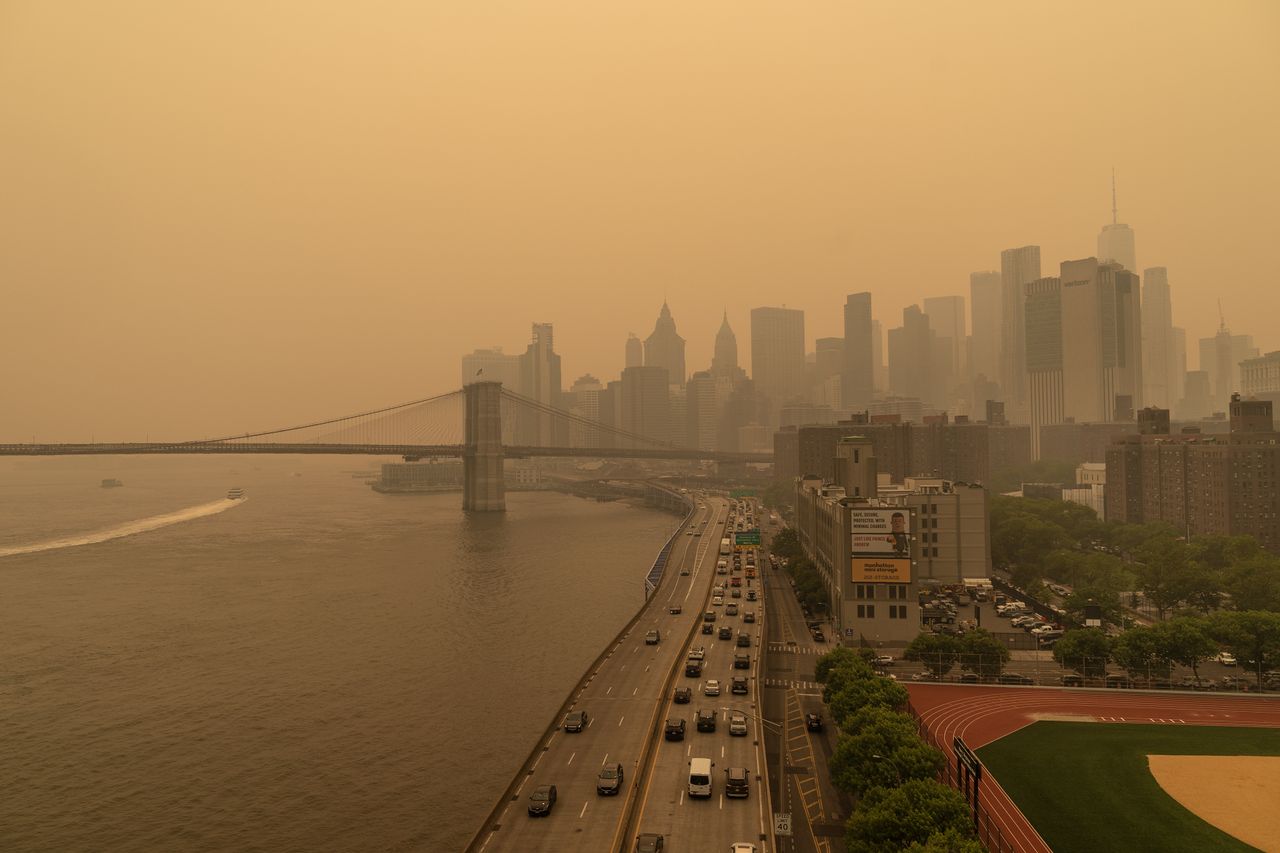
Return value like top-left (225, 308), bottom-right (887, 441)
top-left (0, 443), bottom-right (771, 464)
top-left (473, 495), bottom-right (772, 853)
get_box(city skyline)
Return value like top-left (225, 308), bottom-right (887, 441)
top-left (3, 2), bottom-right (1278, 441)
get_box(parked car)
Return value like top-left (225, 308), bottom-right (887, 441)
top-left (1060, 674), bottom-right (1084, 687)
top-left (563, 711), bottom-right (589, 732)
top-left (528, 784), bottom-right (557, 816)
top-left (664, 718), bottom-right (686, 740)
top-left (959, 673), bottom-right (981, 683)
top-left (597, 762), bottom-right (625, 795)
top-left (873, 655), bottom-right (895, 667)
top-left (997, 673), bottom-right (1035, 685)
top-left (1218, 652), bottom-right (1238, 666)
top-left (1105, 674), bottom-right (1134, 689)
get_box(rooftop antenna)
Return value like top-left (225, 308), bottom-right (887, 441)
top-left (1111, 168), bottom-right (1118, 225)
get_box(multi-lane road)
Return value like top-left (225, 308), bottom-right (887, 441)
top-left (472, 496), bottom-right (772, 853)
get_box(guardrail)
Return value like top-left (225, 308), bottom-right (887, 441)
top-left (643, 485), bottom-right (695, 597)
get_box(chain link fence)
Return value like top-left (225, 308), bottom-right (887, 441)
top-left (900, 653), bottom-right (1276, 692)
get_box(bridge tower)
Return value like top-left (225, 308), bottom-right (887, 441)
top-left (463, 380), bottom-right (506, 512)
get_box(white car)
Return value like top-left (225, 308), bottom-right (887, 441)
top-left (731, 844), bottom-right (758, 853)
top-left (1218, 653), bottom-right (1237, 666)
top-left (688, 647), bottom-right (706, 661)
top-left (729, 713), bottom-right (748, 736)
top-left (712, 596), bottom-right (724, 607)
top-left (874, 654), bottom-right (895, 666)
top-left (704, 679), bottom-right (721, 696)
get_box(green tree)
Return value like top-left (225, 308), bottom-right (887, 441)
top-left (1051, 628), bottom-right (1111, 678)
top-left (902, 828), bottom-right (987, 853)
top-left (1222, 555), bottom-right (1280, 612)
top-left (1062, 587), bottom-right (1123, 626)
top-left (827, 707), bottom-right (945, 796)
top-left (815, 647), bottom-right (871, 684)
top-left (1111, 625), bottom-right (1173, 680)
top-left (1133, 535), bottom-right (1196, 619)
top-left (1209, 610), bottom-right (1280, 691)
top-left (820, 657), bottom-right (877, 700)
top-left (770, 526), bottom-right (803, 563)
top-left (1188, 534), bottom-right (1263, 572)
top-left (828, 676), bottom-right (910, 728)
top-left (1151, 617), bottom-right (1217, 684)
top-left (845, 779), bottom-right (976, 853)
top-left (904, 632), bottom-right (962, 678)
top-left (956, 628), bottom-right (1010, 679)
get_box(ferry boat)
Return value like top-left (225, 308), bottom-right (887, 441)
top-left (226, 488), bottom-right (246, 500)
top-left (101, 478), bottom-right (123, 488)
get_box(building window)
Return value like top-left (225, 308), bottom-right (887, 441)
top-left (855, 584), bottom-right (876, 600)
top-left (887, 584), bottom-right (908, 600)
top-left (857, 604), bottom-right (876, 619)
top-left (889, 604), bottom-right (907, 619)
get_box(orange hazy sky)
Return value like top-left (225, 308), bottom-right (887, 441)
top-left (2, 1), bottom-right (1277, 441)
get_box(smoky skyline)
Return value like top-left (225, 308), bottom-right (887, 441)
top-left (2, 1), bottom-right (1278, 442)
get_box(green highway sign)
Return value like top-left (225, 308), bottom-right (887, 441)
top-left (734, 530), bottom-right (762, 547)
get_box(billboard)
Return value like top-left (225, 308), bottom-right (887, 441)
top-left (849, 508), bottom-right (912, 557)
top-left (852, 557), bottom-right (912, 583)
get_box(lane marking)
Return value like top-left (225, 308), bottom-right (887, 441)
top-left (567, 752), bottom-right (576, 766)
top-left (579, 801), bottom-right (588, 818)
top-left (618, 715), bottom-right (625, 726)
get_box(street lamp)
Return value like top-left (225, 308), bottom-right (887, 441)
top-left (871, 753), bottom-right (903, 785)
top-left (722, 704), bottom-right (786, 844)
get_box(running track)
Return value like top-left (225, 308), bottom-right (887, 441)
top-left (908, 685), bottom-right (1280, 853)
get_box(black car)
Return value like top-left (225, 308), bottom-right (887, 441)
top-left (635, 833), bottom-right (665, 853)
top-left (528, 784), bottom-right (557, 816)
top-left (664, 718), bottom-right (686, 741)
top-left (696, 708), bottom-right (717, 732)
top-left (812, 630), bottom-right (826, 643)
top-left (1060, 674), bottom-right (1084, 687)
top-left (718, 626), bottom-right (733, 640)
top-left (959, 673), bottom-right (981, 683)
top-left (997, 673), bottom-right (1035, 685)
top-left (597, 762), bottom-right (625, 795)
top-left (736, 632), bottom-right (751, 647)
top-left (701, 623), bottom-right (714, 635)
top-left (733, 653), bottom-right (750, 669)
top-left (563, 710), bottom-right (589, 732)
top-left (805, 712), bottom-right (823, 732)
top-left (731, 676), bottom-right (749, 695)
top-left (685, 660), bottom-right (703, 677)
top-left (673, 686), bottom-right (692, 704)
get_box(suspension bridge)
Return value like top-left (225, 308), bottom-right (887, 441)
top-left (1, 383), bottom-right (772, 510)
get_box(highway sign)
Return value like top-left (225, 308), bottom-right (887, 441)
top-left (774, 812), bottom-right (792, 836)
top-left (734, 530), bottom-right (762, 547)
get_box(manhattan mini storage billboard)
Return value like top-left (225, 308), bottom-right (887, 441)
top-left (849, 508), bottom-right (912, 557)
top-left (852, 557), bottom-right (912, 583)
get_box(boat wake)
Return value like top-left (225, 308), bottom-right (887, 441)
top-left (0, 498), bottom-right (245, 558)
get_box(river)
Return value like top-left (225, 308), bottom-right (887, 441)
top-left (0, 455), bottom-right (675, 851)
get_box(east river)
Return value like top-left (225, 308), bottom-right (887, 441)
top-left (0, 455), bottom-right (674, 851)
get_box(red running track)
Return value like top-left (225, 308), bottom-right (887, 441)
top-left (907, 685), bottom-right (1280, 853)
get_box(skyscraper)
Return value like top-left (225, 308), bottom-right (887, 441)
top-left (887, 305), bottom-right (942, 408)
top-left (1141, 268), bottom-right (1177, 409)
top-left (686, 370), bottom-right (718, 451)
top-left (750, 307), bottom-right (806, 424)
top-left (1199, 323), bottom-right (1259, 411)
top-left (518, 323), bottom-right (563, 446)
top-left (461, 347), bottom-right (521, 389)
top-left (711, 311), bottom-right (741, 379)
top-left (566, 374), bottom-right (603, 448)
top-left (813, 337), bottom-right (844, 408)
top-left (923, 295), bottom-right (966, 403)
top-left (625, 333), bottom-right (644, 368)
top-left (1097, 173), bottom-right (1136, 272)
top-left (1000, 245), bottom-right (1041, 418)
top-left (620, 365), bottom-right (671, 448)
top-left (1058, 258), bottom-right (1141, 424)
top-left (643, 301), bottom-right (686, 387)
top-left (1024, 277), bottom-right (1064, 458)
top-left (968, 271), bottom-right (1002, 386)
top-left (842, 293), bottom-right (874, 411)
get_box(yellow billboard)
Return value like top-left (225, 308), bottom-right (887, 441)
top-left (852, 557), bottom-right (911, 583)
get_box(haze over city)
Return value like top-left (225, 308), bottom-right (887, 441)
top-left (2, 1), bottom-right (1278, 441)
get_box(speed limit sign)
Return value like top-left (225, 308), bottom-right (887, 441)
top-left (774, 812), bottom-right (792, 836)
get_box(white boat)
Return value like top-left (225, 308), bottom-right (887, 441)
top-left (226, 488), bottom-right (245, 500)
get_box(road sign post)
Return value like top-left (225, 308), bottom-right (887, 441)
top-left (774, 812), bottom-right (792, 836)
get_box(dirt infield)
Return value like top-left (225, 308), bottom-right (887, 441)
top-left (1149, 755), bottom-right (1280, 853)
top-left (906, 685), bottom-right (1280, 853)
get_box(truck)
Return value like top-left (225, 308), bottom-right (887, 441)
top-left (719, 537), bottom-right (732, 556)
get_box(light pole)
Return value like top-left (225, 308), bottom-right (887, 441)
top-left (872, 752), bottom-right (903, 786)
top-left (722, 703), bottom-right (785, 841)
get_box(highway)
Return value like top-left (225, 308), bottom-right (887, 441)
top-left (473, 495), bottom-right (769, 853)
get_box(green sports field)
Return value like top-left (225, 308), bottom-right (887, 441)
top-left (977, 722), bottom-right (1280, 853)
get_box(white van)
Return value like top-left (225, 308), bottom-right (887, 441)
top-left (688, 757), bottom-right (713, 798)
